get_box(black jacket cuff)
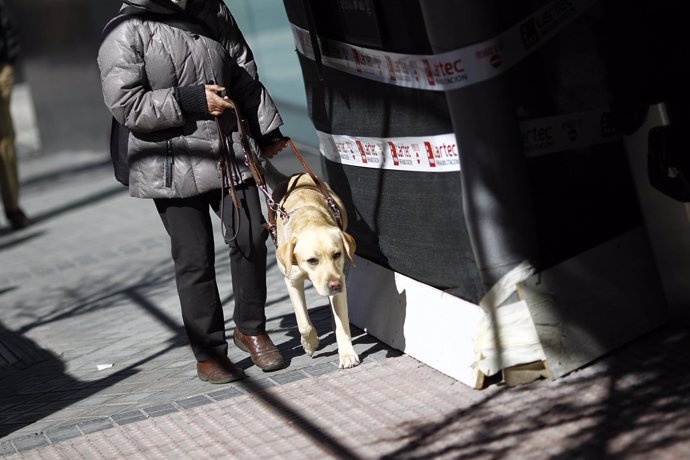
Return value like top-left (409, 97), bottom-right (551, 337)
top-left (174, 85), bottom-right (207, 115)
top-left (257, 128), bottom-right (286, 148)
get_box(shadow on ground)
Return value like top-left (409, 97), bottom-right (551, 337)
top-left (379, 313), bottom-right (690, 459)
top-left (0, 259), bottom-right (189, 440)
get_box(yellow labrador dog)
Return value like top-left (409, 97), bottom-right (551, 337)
top-left (265, 161), bottom-right (360, 368)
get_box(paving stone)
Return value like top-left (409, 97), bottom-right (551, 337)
top-left (106, 392), bottom-right (158, 406)
top-left (71, 404), bottom-right (134, 419)
top-left (0, 441), bottom-right (16, 456)
top-left (111, 410), bottom-right (147, 426)
top-left (11, 434), bottom-right (50, 452)
top-left (270, 370), bottom-right (309, 385)
top-left (44, 425), bottom-right (82, 443)
top-left (175, 395), bottom-right (213, 410)
top-left (241, 378), bottom-right (277, 393)
top-left (142, 404), bottom-right (178, 418)
top-left (77, 418), bottom-right (115, 435)
top-left (303, 362), bottom-right (339, 377)
top-left (207, 386), bottom-right (244, 401)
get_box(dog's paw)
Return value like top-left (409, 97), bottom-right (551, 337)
top-left (338, 352), bottom-right (360, 369)
top-left (301, 329), bottom-right (320, 356)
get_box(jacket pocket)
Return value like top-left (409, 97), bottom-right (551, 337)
top-left (164, 140), bottom-right (174, 188)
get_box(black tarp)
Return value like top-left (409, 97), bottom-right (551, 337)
top-left (282, 0), bottom-right (661, 303)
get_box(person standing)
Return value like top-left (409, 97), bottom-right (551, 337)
top-left (0, 0), bottom-right (30, 231)
top-left (98, 0), bottom-right (289, 383)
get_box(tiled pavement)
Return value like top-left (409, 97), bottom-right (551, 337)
top-left (0, 148), bottom-right (394, 443)
top-left (1, 150), bottom-right (690, 458)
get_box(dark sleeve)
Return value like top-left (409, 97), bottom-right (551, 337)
top-left (256, 128), bottom-right (287, 148)
top-left (174, 84), bottom-right (207, 115)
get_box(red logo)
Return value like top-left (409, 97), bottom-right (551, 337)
top-left (490, 54), bottom-right (502, 68)
top-left (355, 140), bottom-right (369, 164)
top-left (422, 59), bottom-right (436, 86)
top-left (424, 142), bottom-right (437, 167)
top-left (387, 142), bottom-right (400, 166)
top-left (385, 56), bottom-right (397, 82)
top-left (520, 18), bottom-right (540, 49)
top-left (352, 49), bottom-right (363, 73)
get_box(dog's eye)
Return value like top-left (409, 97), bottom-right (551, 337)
top-left (333, 252), bottom-right (342, 260)
top-left (307, 258), bottom-right (319, 265)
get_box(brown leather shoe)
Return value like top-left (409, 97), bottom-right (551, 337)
top-left (233, 329), bottom-right (286, 372)
top-left (197, 356), bottom-right (246, 384)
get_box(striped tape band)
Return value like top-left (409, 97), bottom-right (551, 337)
top-left (318, 107), bottom-right (620, 172)
top-left (292, 0), bottom-right (598, 92)
top-left (317, 131), bottom-right (461, 173)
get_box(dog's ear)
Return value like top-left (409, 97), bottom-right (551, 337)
top-left (277, 237), bottom-right (296, 276)
top-left (342, 232), bottom-right (356, 266)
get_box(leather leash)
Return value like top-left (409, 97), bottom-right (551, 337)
top-left (283, 140), bottom-right (344, 230)
top-left (216, 114), bottom-right (242, 243)
top-left (217, 98), bottom-right (344, 246)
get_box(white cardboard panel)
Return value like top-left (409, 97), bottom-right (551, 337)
top-left (348, 228), bottom-right (669, 386)
top-left (347, 256), bottom-right (484, 386)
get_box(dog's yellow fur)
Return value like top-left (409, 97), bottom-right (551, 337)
top-left (266, 161), bottom-right (360, 368)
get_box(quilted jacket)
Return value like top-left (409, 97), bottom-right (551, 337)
top-left (97, 0), bottom-right (283, 198)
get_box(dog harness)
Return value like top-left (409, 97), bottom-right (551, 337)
top-left (217, 99), bottom-right (344, 246)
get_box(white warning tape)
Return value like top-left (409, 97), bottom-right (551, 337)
top-left (317, 131), bottom-right (461, 173)
top-left (292, 0), bottom-right (598, 92)
top-left (317, 108), bottom-right (619, 172)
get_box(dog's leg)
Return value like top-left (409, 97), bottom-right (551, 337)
top-left (329, 285), bottom-right (360, 368)
top-left (284, 277), bottom-right (320, 356)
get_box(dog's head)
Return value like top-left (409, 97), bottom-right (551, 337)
top-left (277, 227), bottom-right (356, 296)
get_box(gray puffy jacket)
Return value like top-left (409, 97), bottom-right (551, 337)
top-left (97, 0), bottom-right (283, 199)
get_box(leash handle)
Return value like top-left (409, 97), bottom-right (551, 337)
top-left (215, 115), bottom-right (241, 243)
top-left (223, 97), bottom-right (266, 187)
top-left (219, 97), bottom-right (281, 243)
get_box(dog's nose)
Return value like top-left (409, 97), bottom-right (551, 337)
top-left (328, 279), bottom-right (342, 293)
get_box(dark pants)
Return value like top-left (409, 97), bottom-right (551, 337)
top-left (154, 184), bottom-right (268, 362)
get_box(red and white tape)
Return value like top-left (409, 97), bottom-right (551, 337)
top-left (292, 0), bottom-right (598, 92)
top-left (317, 131), bottom-right (461, 173)
top-left (318, 108), bottom-right (619, 172)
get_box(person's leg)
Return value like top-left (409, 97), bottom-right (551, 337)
top-left (156, 193), bottom-right (245, 383)
top-left (155, 194), bottom-right (228, 361)
top-left (0, 64), bottom-right (27, 228)
top-left (212, 182), bottom-right (285, 371)
top-left (213, 182), bottom-right (268, 335)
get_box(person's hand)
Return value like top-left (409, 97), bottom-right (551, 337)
top-left (205, 84), bottom-right (234, 117)
top-left (262, 138), bottom-right (289, 159)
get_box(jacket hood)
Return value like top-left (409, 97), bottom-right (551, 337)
top-left (120, 0), bottom-right (180, 15)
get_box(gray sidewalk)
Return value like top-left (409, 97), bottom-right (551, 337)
top-left (1, 149), bottom-right (690, 459)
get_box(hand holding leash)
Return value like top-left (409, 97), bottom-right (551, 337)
top-left (205, 84), bottom-right (234, 117)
